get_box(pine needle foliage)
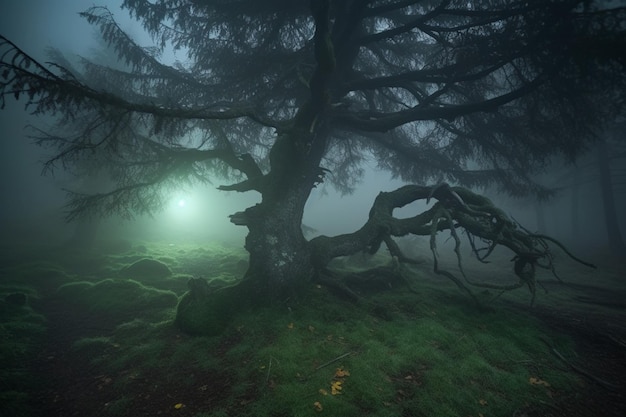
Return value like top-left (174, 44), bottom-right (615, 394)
top-left (1, 0), bottom-right (625, 216)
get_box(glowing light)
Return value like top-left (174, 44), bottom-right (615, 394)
top-left (178, 199), bottom-right (186, 208)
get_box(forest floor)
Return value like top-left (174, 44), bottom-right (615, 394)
top-left (1, 238), bottom-right (624, 417)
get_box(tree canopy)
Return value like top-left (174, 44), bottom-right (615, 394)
top-left (2, 0), bottom-right (626, 317)
top-left (2, 0), bottom-right (624, 214)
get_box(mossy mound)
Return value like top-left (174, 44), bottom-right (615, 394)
top-left (56, 278), bottom-right (178, 323)
top-left (120, 258), bottom-right (172, 280)
top-left (5, 263), bottom-right (71, 294)
top-left (175, 277), bottom-right (243, 336)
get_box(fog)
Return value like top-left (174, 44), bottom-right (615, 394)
top-left (1, 5), bottom-right (625, 415)
top-left (1, 1), bottom-right (624, 262)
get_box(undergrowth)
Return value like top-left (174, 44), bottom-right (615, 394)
top-left (0, 240), bottom-right (586, 417)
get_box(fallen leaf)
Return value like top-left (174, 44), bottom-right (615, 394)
top-left (331, 380), bottom-right (343, 395)
top-left (313, 401), bottom-right (323, 411)
top-left (479, 398), bottom-right (488, 406)
top-left (173, 403), bottom-right (184, 409)
top-left (335, 368), bottom-right (350, 378)
top-left (529, 377), bottom-right (550, 387)
top-left (319, 388), bottom-right (328, 396)
top-left (287, 322), bottom-right (294, 329)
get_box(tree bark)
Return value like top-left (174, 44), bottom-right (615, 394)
top-left (232, 126), bottom-right (329, 301)
top-left (570, 167), bottom-right (580, 243)
top-left (597, 139), bottom-right (626, 256)
top-left (240, 184), bottom-right (315, 301)
top-left (175, 128), bottom-right (323, 335)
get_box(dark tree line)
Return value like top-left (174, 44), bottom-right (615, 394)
top-left (2, 0), bottom-right (625, 333)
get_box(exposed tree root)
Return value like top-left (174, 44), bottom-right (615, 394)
top-left (316, 262), bottom-right (417, 301)
top-left (311, 183), bottom-right (596, 305)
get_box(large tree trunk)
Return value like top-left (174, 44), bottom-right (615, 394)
top-left (237, 125), bottom-right (330, 299)
top-left (241, 181), bottom-right (315, 300)
top-left (176, 127), bottom-right (326, 335)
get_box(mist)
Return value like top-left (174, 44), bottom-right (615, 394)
top-left (2, 1), bottom-right (625, 260)
top-left (0, 1), bottom-right (405, 247)
top-left (1, 2), bottom-right (625, 417)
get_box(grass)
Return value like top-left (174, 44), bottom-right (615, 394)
top-left (220, 288), bottom-right (574, 417)
top-left (0, 239), bottom-right (605, 417)
top-left (0, 286), bottom-right (47, 416)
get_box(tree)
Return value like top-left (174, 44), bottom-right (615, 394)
top-left (596, 127), bottom-right (626, 257)
top-left (1, 0), bottom-right (625, 333)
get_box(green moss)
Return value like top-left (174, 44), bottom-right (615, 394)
top-left (72, 336), bottom-right (113, 352)
top-left (0, 241), bottom-right (594, 417)
top-left (120, 258), bottom-right (172, 279)
top-left (56, 278), bottom-right (178, 323)
top-left (4, 262), bottom-right (71, 292)
top-left (175, 281), bottom-right (244, 336)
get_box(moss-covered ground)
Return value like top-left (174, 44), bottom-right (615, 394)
top-left (0, 239), bottom-right (624, 417)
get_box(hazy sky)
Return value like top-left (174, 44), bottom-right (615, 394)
top-left (0, 1), bottom-right (128, 241)
top-left (1, 2), bottom-right (621, 252)
top-left (0, 1), bottom-right (407, 243)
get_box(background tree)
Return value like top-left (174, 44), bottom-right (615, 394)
top-left (596, 125), bottom-right (626, 257)
top-left (529, 121), bottom-right (626, 257)
top-left (1, 0), bottom-right (625, 329)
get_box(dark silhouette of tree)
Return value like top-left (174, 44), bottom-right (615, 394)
top-left (1, 0), bottom-right (625, 333)
top-left (531, 123), bottom-right (626, 257)
top-left (596, 127), bottom-right (626, 257)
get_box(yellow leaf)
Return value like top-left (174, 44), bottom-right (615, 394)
top-left (313, 401), bottom-right (323, 411)
top-left (529, 376), bottom-right (550, 387)
top-left (173, 403), bottom-right (184, 409)
top-left (331, 380), bottom-right (343, 395)
top-left (287, 322), bottom-right (294, 329)
top-left (479, 398), bottom-right (488, 406)
top-left (335, 368), bottom-right (350, 378)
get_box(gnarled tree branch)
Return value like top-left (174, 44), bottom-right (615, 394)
top-left (311, 183), bottom-right (595, 304)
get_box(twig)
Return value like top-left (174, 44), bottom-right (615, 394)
top-left (266, 356), bottom-right (277, 382)
top-left (606, 333), bottom-right (626, 349)
top-left (527, 233), bottom-right (597, 269)
top-left (540, 338), bottom-right (620, 391)
top-left (314, 351), bottom-right (353, 371)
